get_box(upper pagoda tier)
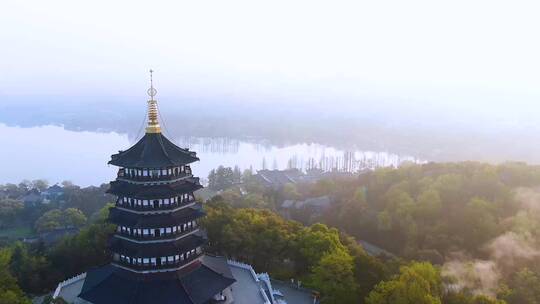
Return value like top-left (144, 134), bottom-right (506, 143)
top-left (109, 133), bottom-right (199, 168)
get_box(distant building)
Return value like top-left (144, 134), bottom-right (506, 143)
top-left (21, 189), bottom-right (43, 206)
top-left (281, 196), bottom-right (332, 220)
top-left (39, 227), bottom-right (79, 246)
top-left (255, 168), bottom-right (361, 189)
top-left (53, 73), bottom-right (317, 304)
top-left (254, 169), bottom-right (304, 188)
top-left (0, 190), bottom-right (8, 200)
top-left (357, 240), bottom-right (395, 258)
top-left (282, 196), bottom-right (332, 211)
top-left (41, 184), bottom-right (64, 200)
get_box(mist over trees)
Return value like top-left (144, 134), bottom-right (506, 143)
top-left (2, 99), bottom-right (540, 164)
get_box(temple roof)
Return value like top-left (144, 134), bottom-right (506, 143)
top-left (109, 204), bottom-right (205, 228)
top-left (79, 256), bottom-right (236, 304)
top-left (109, 133), bottom-right (199, 168)
top-left (107, 178), bottom-right (202, 199)
top-left (110, 231), bottom-right (207, 257)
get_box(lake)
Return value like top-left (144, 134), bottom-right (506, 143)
top-left (0, 124), bottom-right (423, 186)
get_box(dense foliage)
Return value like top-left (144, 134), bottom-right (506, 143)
top-left (210, 162), bottom-right (540, 303)
top-left (3, 162), bottom-right (540, 303)
top-left (34, 208), bottom-right (87, 233)
top-left (203, 198), bottom-right (397, 303)
top-left (0, 204), bottom-right (114, 297)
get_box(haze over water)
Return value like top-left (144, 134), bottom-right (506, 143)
top-left (0, 124), bottom-right (420, 186)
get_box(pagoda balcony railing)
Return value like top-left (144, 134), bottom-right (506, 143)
top-left (116, 172), bottom-right (190, 184)
top-left (113, 252), bottom-right (202, 272)
top-left (117, 168), bottom-right (192, 181)
top-left (116, 227), bottom-right (199, 242)
top-left (116, 199), bottom-right (195, 212)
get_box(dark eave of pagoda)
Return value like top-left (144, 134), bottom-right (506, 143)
top-left (78, 256), bottom-right (236, 304)
top-left (109, 133), bottom-right (199, 168)
top-left (107, 178), bottom-right (202, 199)
top-left (109, 203), bottom-right (205, 228)
top-left (109, 232), bottom-right (207, 257)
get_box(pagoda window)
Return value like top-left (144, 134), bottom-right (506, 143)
top-left (154, 228), bottom-right (161, 237)
top-left (143, 229), bottom-right (149, 235)
top-left (165, 227), bottom-right (172, 234)
top-left (196, 247), bottom-right (202, 254)
top-left (151, 258), bottom-right (157, 266)
top-left (172, 226), bottom-right (177, 232)
top-left (153, 200), bottom-right (159, 208)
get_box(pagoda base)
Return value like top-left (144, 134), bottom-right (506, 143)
top-left (77, 255), bottom-right (235, 304)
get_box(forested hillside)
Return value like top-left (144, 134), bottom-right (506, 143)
top-left (1, 162), bottom-right (540, 303)
top-left (209, 162), bottom-right (540, 303)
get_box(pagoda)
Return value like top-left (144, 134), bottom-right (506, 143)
top-left (77, 71), bottom-right (236, 304)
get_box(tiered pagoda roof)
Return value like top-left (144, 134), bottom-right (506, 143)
top-left (108, 178), bottom-right (202, 198)
top-left (79, 256), bottom-right (235, 304)
top-left (109, 231), bottom-right (207, 257)
top-left (78, 71), bottom-right (236, 304)
top-left (109, 203), bottom-right (205, 228)
top-left (109, 132), bottom-right (199, 168)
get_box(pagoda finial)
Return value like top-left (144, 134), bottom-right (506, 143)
top-left (146, 69), bottom-right (161, 134)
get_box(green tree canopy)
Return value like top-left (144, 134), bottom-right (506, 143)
top-left (365, 262), bottom-right (443, 304)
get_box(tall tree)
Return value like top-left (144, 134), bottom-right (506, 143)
top-left (309, 250), bottom-right (359, 304)
top-left (365, 262), bottom-right (443, 304)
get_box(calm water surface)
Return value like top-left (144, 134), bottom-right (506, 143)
top-left (0, 124), bottom-right (423, 186)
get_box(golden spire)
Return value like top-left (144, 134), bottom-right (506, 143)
top-left (146, 69), bottom-right (161, 133)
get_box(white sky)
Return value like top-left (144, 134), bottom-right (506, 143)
top-left (1, 0), bottom-right (539, 115)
